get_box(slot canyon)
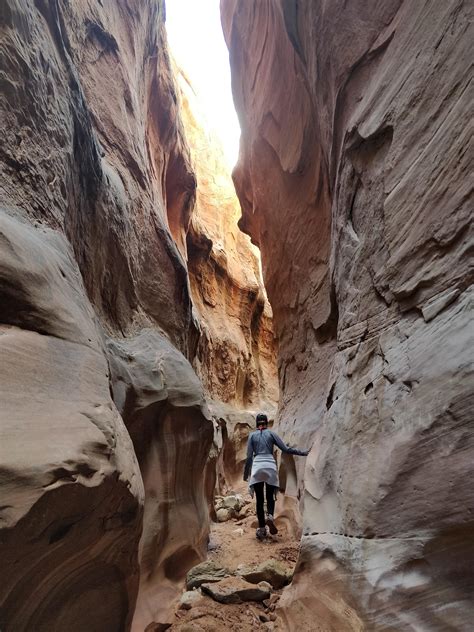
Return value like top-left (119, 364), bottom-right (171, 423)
top-left (0, 1), bottom-right (472, 631)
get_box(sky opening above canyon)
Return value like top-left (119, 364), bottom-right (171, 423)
top-left (166, 0), bottom-right (241, 167)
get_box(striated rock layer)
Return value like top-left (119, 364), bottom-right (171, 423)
top-left (107, 330), bottom-right (213, 628)
top-left (1, 0), bottom-right (197, 351)
top-left (0, 213), bottom-right (144, 632)
top-left (178, 70), bottom-right (278, 410)
top-left (177, 70), bottom-right (278, 494)
top-left (222, 0), bottom-right (473, 630)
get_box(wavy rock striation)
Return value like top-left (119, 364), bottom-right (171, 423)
top-left (222, 0), bottom-right (473, 629)
top-left (1, 0), bottom-right (196, 628)
top-left (0, 212), bottom-right (144, 632)
top-left (178, 71), bottom-right (278, 410)
top-left (107, 330), bottom-right (213, 629)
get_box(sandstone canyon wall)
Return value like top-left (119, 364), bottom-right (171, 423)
top-left (0, 1), bottom-right (275, 630)
top-left (180, 70), bottom-right (277, 412)
top-left (222, 1), bottom-right (473, 630)
top-left (178, 71), bottom-right (278, 491)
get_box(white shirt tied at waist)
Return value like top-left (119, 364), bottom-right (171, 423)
top-left (244, 428), bottom-right (309, 496)
top-left (249, 453), bottom-right (279, 488)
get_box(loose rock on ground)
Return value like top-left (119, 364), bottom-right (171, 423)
top-left (201, 576), bottom-right (271, 604)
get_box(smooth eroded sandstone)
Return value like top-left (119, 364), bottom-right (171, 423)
top-left (1, 1), bottom-right (218, 629)
top-left (0, 212), bottom-right (144, 632)
top-left (222, 0), bottom-right (473, 629)
top-left (107, 330), bottom-right (214, 629)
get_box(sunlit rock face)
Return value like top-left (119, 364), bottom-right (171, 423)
top-left (177, 71), bottom-right (279, 497)
top-left (221, 1), bottom-right (473, 629)
top-left (178, 71), bottom-right (278, 411)
top-left (0, 1), bottom-right (211, 630)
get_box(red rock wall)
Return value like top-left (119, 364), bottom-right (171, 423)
top-left (0, 213), bottom-right (144, 632)
top-left (0, 1), bottom-right (277, 630)
top-left (179, 71), bottom-right (278, 410)
top-left (222, 0), bottom-right (473, 629)
top-left (1, 0), bottom-right (197, 351)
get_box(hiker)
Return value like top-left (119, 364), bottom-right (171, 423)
top-left (244, 413), bottom-right (309, 540)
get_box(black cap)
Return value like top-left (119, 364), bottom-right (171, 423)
top-left (256, 413), bottom-right (268, 426)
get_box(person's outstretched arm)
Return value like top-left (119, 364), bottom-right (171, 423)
top-left (270, 430), bottom-right (309, 456)
top-left (243, 434), bottom-right (254, 481)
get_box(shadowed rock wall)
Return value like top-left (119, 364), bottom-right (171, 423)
top-left (1, 0), bottom-right (197, 351)
top-left (221, 0), bottom-right (473, 629)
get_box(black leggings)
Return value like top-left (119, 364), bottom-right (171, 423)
top-left (254, 482), bottom-right (277, 528)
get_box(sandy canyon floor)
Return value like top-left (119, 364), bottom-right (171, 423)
top-left (167, 485), bottom-right (299, 631)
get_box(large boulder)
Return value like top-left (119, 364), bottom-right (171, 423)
top-left (220, 494), bottom-right (245, 511)
top-left (186, 560), bottom-right (229, 590)
top-left (216, 508), bottom-right (233, 523)
top-left (201, 577), bottom-right (271, 604)
top-left (214, 493), bottom-right (246, 521)
top-left (237, 560), bottom-right (292, 590)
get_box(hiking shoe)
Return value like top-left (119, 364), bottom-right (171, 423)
top-left (256, 527), bottom-right (267, 540)
top-left (265, 514), bottom-right (278, 535)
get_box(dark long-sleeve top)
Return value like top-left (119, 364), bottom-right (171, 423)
top-left (243, 428), bottom-right (308, 481)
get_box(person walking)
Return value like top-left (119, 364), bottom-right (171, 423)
top-left (244, 413), bottom-right (309, 540)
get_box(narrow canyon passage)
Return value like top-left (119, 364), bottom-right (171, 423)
top-left (0, 1), bottom-right (472, 632)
